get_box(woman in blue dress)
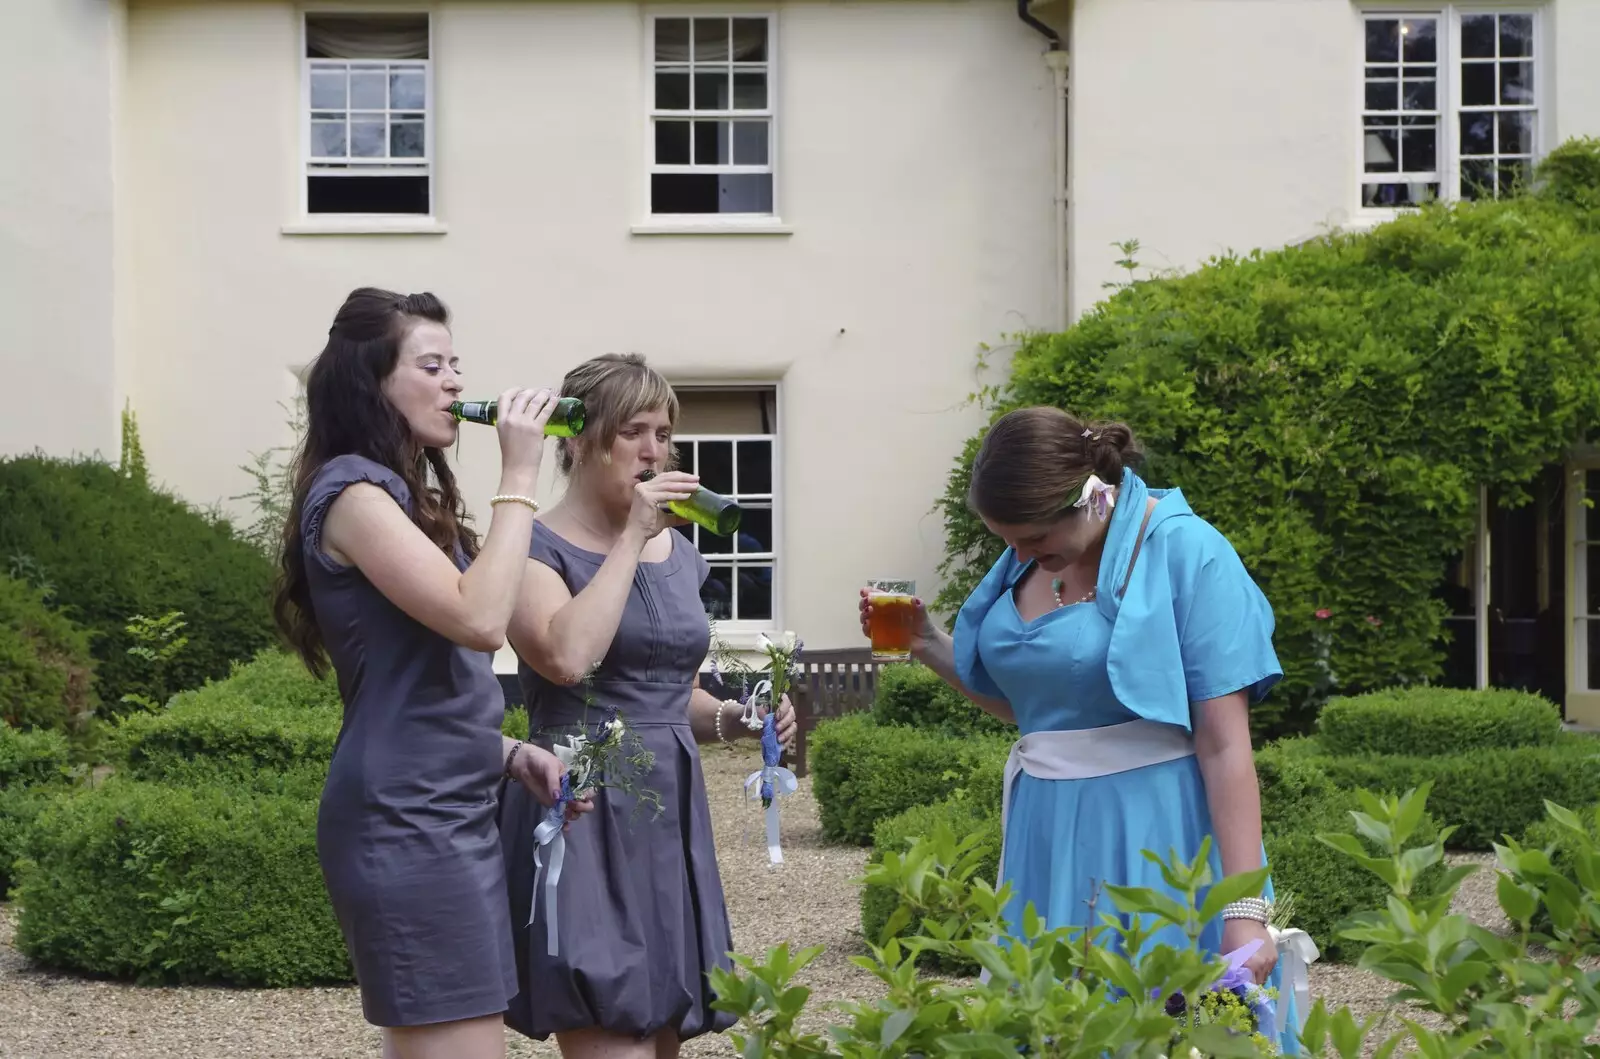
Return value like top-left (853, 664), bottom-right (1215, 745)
top-left (860, 406), bottom-right (1297, 1052)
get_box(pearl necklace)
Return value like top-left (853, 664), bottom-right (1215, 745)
top-left (1051, 578), bottom-right (1097, 609)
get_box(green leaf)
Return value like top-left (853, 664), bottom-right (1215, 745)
top-left (1495, 873), bottom-right (1539, 925)
top-left (879, 1008), bottom-right (915, 1050)
top-left (1188, 1023), bottom-right (1265, 1058)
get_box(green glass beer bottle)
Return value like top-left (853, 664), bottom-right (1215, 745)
top-left (448, 397), bottom-right (586, 437)
top-left (640, 470), bottom-right (742, 536)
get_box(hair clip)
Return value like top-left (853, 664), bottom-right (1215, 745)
top-left (1082, 428), bottom-right (1093, 438)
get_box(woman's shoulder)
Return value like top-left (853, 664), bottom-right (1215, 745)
top-left (309, 453), bottom-right (412, 505)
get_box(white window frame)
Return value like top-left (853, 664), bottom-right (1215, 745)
top-left (293, 8), bottom-right (440, 231)
top-left (1355, 3), bottom-right (1548, 220)
top-left (636, 10), bottom-right (790, 235)
top-left (672, 422), bottom-right (780, 636)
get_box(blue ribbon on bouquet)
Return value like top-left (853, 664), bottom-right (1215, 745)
top-left (742, 713), bottom-right (797, 864)
top-left (530, 771), bottom-right (573, 956)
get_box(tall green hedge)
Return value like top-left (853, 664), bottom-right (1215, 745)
top-left (873, 662), bottom-right (1012, 738)
top-left (0, 454), bottom-right (277, 714)
top-left (1317, 686), bottom-right (1562, 757)
top-left (934, 139), bottom-right (1600, 735)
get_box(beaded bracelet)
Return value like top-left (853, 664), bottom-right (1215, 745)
top-left (714, 702), bottom-right (733, 744)
top-left (504, 740), bottom-right (526, 777)
top-left (1221, 897), bottom-right (1272, 924)
top-left (490, 494), bottom-right (539, 513)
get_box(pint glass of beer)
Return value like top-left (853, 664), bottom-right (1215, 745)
top-left (867, 579), bottom-right (917, 662)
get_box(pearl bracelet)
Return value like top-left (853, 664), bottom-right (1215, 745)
top-left (1221, 897), bottom-right (1272, 924)
top-left (490, 493), bottom-right (539, 513)
top-left (714, 702), bottom-right (731, 744)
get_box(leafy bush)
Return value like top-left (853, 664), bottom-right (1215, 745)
top-left (111, 668), bottom-right (341, 793)
top-left (13, 778), bottom-right (350, 986)
top-left (1317, 686), bottom-right (1562, 757)
top-left (0, 575), bottom-right (97, 732)
top-left (808, 712), bottom-right (1010, 845)
top-left (861, 796), bottom-right (1000, 972)
top-left (1304, 736), bottom-right (1600, 851)
top-left (934, 138), bottom-right (1600, 737)
top-left (872, 662), bottom-right (1012, 738)
top-left (0, 454), bottom-right (277, 714)
top-left (712, 789), bottom-right (1600, 1059)
top-left (0, 724), bottom-right (75, 896)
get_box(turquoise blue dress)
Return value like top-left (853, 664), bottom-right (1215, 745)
top-left (953, 469), bottom-right (1299, 1053)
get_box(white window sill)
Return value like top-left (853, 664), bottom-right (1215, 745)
top-left (630, 217), bottom-right (793, 237)
top-left (281, 217), bottom-right (448, 236)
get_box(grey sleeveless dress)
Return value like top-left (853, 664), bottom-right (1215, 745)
top-left (303, 454), bottom-right (519, 1027)
top-left (498, 521), bottom-right (736, 1042)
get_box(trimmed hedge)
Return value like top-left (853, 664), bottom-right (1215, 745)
top-left (1317, 687), bottom-right (1562, 757)
top-left (0, 454), bottom-right (277, 714)
top-left (1292, 735), bottom-right (1600, 852)
top-left (0, 575), bottom-right (97, 733)
top-left (873, 662), bottom-right (1012, 738)
top-left (0, 724), bottom-right (75, 896)
top-left (809, 712), bottom-right (1010, 845)
top-left (13, 778), bottom-right (350, 986)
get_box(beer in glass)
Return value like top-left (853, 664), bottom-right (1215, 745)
top-left (867, 579), bottom-right (916, 662)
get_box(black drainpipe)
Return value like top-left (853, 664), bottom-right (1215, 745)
top-left (1017, 0), bottom-right (1060, 48)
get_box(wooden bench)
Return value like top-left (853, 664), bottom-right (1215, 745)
top-left (789, 647), bottom-right (883, 778)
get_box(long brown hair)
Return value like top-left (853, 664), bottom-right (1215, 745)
top-left (968, 406), bottom-right (1143, 525)
top-left (272, 287), bottom-right (478, 677)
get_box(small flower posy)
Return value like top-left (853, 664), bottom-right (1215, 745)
top-left (1074, 473), bottom-right (1117, 522)
top-left (528, 678), bottom-right (659, 957)
top-left (708, 627), bottom-right (804, 865)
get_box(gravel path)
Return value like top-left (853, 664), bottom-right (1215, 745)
top-left (0, 745), bottom-right (1560, 1058)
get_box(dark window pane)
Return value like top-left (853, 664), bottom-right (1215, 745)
top-left (698, 441), bottom-right (734, 495)
top-left (736, 439), bottom-right (772, 493)
top-left (1363, 126), bottom-right (1398, 173)
top-left (1402, 79), bottom-right (1436, 111)
top-left (1362, 181), bottom-right (1437, 208)
top-left (732, 18), bottom-right (767, 61)
top-left (1402, 18), bottom-right (1437, 62)
top-left (674, 441), bottom-right (696, 476)
top-left (1460, 159), bottom-right (1496, 200)
top-left (1462, 63), bottom-right (1495, 106)
top-left (1501, 62), bottom-right (1534, 104)
top-left (1366, 64), bottom-right (1398, 81)
top-left (733, 121), bottom-right (768, 166)
top-left (694, 70), bottom-right (729, 109)
top-left (390, 120), bottom-right (424, 158)
top-left (697, 526), bottom-right (731, 558)
top-left (1460, 112), bottom-right (1494, 156)
top-left (1400, 125), bottom-right (1436, 173)
top-left (656, 70), bottom-right (690, 110)
top-left (655, 18), bottom-right (689, 60)
top-left (1461, 14), bottom-right (1496, 59)
top-left (652, 173), bottom-right (772, 214)
top-left (701, 565), bottom-right (733, 620)
top-left (1500, 14), bottom-right (1533, 58)
top-left (1499, 158), bottom-right (1531, 195)
top-left (693, 120), bottom-right (729, 164)
top-left (1366, 80), bottom-right (1398, 112)
top-left (733, 71), bottom-right (767, 109)
top-left (737, 506), bottom-right (772, 552)
top-left (308, 175), bottom-right (428, 214)
top-left (738, 564), bottom-right (773, 621)
top-left (1499, 111), bottom-right (1535, 156)
top-left (693, 18), bottom-right (728, 61)
top-left (655, 120), bottom-right (690, 164)
top-left (1366, 19), bottom-right (1398, 62)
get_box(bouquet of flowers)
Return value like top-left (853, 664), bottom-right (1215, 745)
top-left (528, 677), bottom-right (659, 956)
top-left (1163, 939), bottom-right (1281, 1053)
top-left (708, 627), bottom-right (803, 864)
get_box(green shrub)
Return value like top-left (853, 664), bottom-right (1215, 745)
top-left (809, 712), bottom-right (1010, 845)
top-left (1521, 801), bottom-right (1599, 933)
top-left (1317, 686), bottom-right (1562, 757)
top-left (0, 454), bottom-right (277, 714)
top-left (0, 575), bottom-right (97, 732)
top-left (872, 662), bottom-right (1012, 738)
top-left (13, 778), bottom-right (350, 986)
top-left (861, 797), bottom-right (1000, 973)
top-left (933, 139), bottom-right (1600, 737)
top-left (112, 694), bottom-right (339, 791)
top-left (1308, 736), bottom-right (1600, 851)
top-left (180, 650), bottom-right (341, 713)
top-left (0, 723), bottom-right (72, 789)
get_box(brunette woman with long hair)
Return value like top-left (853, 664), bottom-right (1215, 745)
top-left (274, 287), bottom-right (586, 1059)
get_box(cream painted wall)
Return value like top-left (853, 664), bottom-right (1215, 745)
top-left (116, 0), bottom-right (1058, 652)
top-left (0, 0), bottom-right (122, 462)
top-left (1067, 0), bottom-right (1600, 319)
